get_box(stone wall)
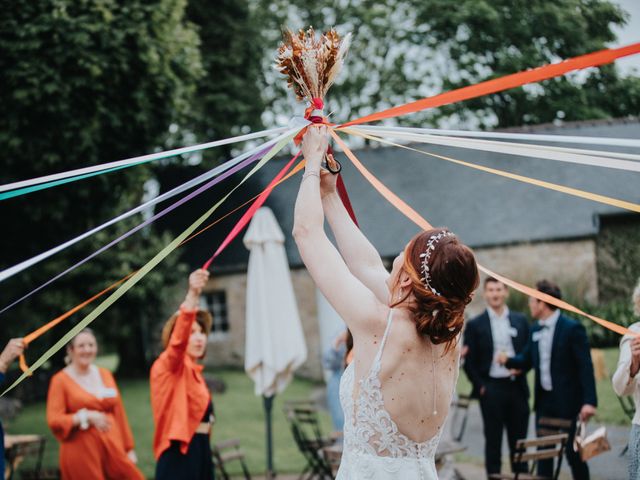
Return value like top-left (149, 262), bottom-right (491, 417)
top-left (204, 238), bottom-right (599, 378)
top-left (464, 238), bottom-right (599, 317)
top-left (203, 268), bottom-right (324, 381)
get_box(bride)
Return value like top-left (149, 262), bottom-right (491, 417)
top-left (293, 127), bottom-right (479, 479)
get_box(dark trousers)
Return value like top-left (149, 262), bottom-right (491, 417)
top-left (479, 377), bottom-right (529, 477)
top-left (536, 391), bottom-right (589, 480)
top-left (156, 435), bottom-right (215, 480)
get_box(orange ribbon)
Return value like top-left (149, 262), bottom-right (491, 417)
top-left (18, 273), bottom-right (134, 374)
top-left (341, 42), bottom-right (640, 126)
top-left (330, 129), bottom-right (633, 337)
top-left (17, 161), bottom-right (307, 373)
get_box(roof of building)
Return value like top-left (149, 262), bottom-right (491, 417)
top-left (180, 118), bottom-right (640, 272)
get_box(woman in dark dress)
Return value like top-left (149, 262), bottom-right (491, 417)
top-left (150, 269), bottom-right (215, 480)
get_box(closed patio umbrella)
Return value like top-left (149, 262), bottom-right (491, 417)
top-left (243, 206), bottom-right (307, 477)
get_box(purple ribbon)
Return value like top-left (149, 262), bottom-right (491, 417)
top-left (0, 146), bottom-right (270, 315)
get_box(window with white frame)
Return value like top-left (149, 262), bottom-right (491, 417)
top-left (200, 290), bottom-right (229, 339)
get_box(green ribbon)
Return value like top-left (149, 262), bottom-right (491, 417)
top-left (1, 130), bottom-right (298, 396)
top-left (0, 164), bottom-right (140, 200)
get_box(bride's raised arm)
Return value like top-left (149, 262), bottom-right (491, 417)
top-left (320, 170), bottom-right (389, 304)
top-left (293, 126), bottom-right (387, 337)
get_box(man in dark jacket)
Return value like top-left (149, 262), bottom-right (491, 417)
top-left (501, 280), bottom-right (597, 480)
top-left (464, 277), bottom-right (530, 477)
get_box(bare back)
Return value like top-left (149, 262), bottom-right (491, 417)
top-left (348, 308), bottom-right (460, 445)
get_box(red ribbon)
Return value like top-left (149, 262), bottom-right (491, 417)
top-left (337, 174), bottom-right (358, 227)
top-left (294, 97), bottom-right (328, 145)
top-left (201, 151), bottom-right (302, 270)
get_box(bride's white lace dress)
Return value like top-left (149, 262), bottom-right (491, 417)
top-left (337, 310), bottom-right (447, 480)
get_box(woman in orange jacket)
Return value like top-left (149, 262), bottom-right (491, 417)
top-left (151, 268), bottom-right (214, 480)
top-left (46, 329), bottom-right (143, 480)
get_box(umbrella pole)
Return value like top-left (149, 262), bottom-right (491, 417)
top-left (263, 394), bottom-right (275, 478)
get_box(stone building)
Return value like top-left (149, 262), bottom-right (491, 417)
top-left (192, 118), bottom-right (639, 380)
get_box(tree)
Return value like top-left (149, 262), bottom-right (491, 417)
top-left (186, 0), bottom-right (265, 163)
top-left (253, 0), bottom-right (640, 129)
top-left (416, 0), bottom-right (640, 128)
top-left (0, 0), bottom-right (201, 380)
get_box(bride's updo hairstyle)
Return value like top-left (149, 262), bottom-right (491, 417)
top-left (395, 227), bottom-right (479, 347)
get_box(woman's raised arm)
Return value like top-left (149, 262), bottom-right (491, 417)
top-left (321, 174), bottom-right (388, 303)
top-left (293, 127), bottom-right (386, 337)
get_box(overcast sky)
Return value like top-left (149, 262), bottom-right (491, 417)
top-left (611, 0), bottom-right (640, 74)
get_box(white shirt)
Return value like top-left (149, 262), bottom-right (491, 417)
top-left (488, 306), bottom-right (516, 378)
top-left (612, 323), bottom-right (640, 425)
top-left (537, 309), bottom-right (560, 391)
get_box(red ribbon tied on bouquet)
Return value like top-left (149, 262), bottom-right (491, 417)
top-left (294, 97), bottom-right (328, 145)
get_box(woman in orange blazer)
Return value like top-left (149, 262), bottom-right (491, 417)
top-left (151, 268), bottom-right (214, 480)
top-left (46, 329), bottom-right (144, 480)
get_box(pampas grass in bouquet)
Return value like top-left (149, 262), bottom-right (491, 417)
top-left (276, 27), bottom-right (351, 172)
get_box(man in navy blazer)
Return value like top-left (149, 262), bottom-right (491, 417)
top-left (502, 280), bottom-right (597, 480)
top-left (464, 277), bottom-right (530, 477)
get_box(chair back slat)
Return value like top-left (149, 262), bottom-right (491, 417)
top-left (212, 438), bottom-right (251, 480)
top-left (512, 431), bottom-right (569, 480)
top-left (538, 417), bottom-right (572, 429)
top-left (516, 433), bottom-right (568, 449)
top-left (518, 447), bottom-right (564, 462)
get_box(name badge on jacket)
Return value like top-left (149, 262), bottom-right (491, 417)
top-left (100, 387), bottom-right (117, 398)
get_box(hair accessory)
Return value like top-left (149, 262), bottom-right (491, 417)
top-left (419, 231), bottom-right (455, 295)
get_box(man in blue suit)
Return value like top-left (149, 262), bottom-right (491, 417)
top-left (501, 280), bottom-right (597, 480)
top-left (464, 277), bottom-right (530, 477)
top-left (0, 338), bottom-right (25, 477)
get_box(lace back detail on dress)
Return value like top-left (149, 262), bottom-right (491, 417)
top-left (339, 309), bottom-right (442, 461)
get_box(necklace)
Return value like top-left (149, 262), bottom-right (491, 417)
top-left (431, 341), bottom-right (438, 416)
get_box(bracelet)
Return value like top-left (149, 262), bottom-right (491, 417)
top-left (302, 171), bottom-right (320, 181)
top-left (77, 408), bottom-right (89, 430)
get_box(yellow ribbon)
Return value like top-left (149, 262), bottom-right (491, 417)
top-left (342, 128), bottom-right (640, 214)
top-left (330, 129), bottom-right (633, 337)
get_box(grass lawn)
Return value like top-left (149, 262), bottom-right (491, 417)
top-left (5, 348), bottom-right (628, 479)
top-left (5, 366), bottom-right (333, 479)
top-left (456, 347), bottom-right (628, 425)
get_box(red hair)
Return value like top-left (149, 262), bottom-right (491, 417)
top-left (393, 228), bottom-right (479, 349)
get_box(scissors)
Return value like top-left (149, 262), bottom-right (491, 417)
top-left (322, 145), bottom-right (341, 174)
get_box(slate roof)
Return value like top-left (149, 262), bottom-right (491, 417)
top-left (181, 118), bottom-right (640, 272)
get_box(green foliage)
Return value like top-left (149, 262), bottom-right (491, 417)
top-left (253, 0), bottom-right (640, 129)
top-left (506, 289), bottom-right (637, 348)
top-left (417, 0), bottom-right (640, 127)
top-left (186, 0), bottom-right (264, 164)
top-left (0, 0), bottom-right (201, 377)
top-left (579, 300), bottom-right (637, 348)
top-left (596, 216), bottom-right (640, 303)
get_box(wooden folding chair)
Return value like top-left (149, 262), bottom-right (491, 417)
top-left (4, 434), bottom-right (59, 480)
top-left (322, 445), bottom-right (342, 477)
top-left (536, 417), bottom-right (572, 437)
top-left (489, 433), bottom-right (569, 480)
top-left (449, 394), bottom-right (473, 442)
top-left (211, 438), bottom-right (251, 480)
top-left (284, 406), bottom-right (334, 479)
